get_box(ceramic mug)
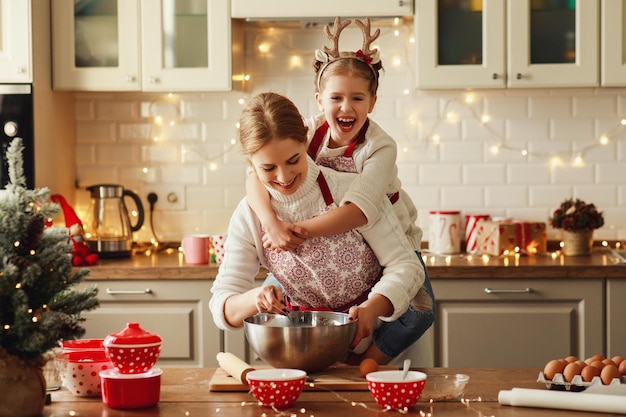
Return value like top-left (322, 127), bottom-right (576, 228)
top-left (181, 235), bottom-right (210, 265)
top-left (210, 234), bottom-right (227, 265)
top-left (428, 210), bottom-right (462, 254)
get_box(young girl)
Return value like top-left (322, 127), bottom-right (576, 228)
top-left (245, 18), bottom-right (435, 363)
top-left (211, 92), bottom-right (429, 364)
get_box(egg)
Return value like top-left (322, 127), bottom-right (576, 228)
top-left (562, 362), bottom-right (583, 382)
top-left (359, 358), bottom-right (379, 377)
top-left (600, 364), bottom-right (621, 385)
top-left (619, 359), bottom-right (626, 375)
top-left (602, 358), bottom-right (617, 367)
top-left (581, 365), bottom-right (601, 382)
top-left (589, 360), bottom-right (605, 370)
top-left (543, 359), bottom-right (567, 380)
top-left (611, 355), bottom-right (624, 366)
top-left (564, 355), bottom-right (578, 363)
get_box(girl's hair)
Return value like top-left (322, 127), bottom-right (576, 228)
top-left (313, 56), bottom-right (383, 96)
top-left (238, 92), bottom-right (308, 157)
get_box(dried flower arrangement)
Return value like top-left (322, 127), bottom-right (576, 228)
top-left (550, 198), bottom-right (604, 232)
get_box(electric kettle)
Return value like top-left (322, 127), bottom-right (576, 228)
top-left (83, 184), bottom-right (144, 258)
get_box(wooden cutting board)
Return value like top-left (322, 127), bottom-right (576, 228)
top-left (209, 365), bottom-right (397, 392)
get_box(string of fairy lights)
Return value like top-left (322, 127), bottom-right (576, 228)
top-left (141, 18), bottom-right (626, 174)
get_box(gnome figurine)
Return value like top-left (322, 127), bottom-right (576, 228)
top-left (50, 194), bottom-right (99, 266)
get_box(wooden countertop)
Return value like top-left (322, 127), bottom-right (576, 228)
top-left (44, 367), bottom-right (624, 416)
top-left (79, 247), bottom-right (625, 280)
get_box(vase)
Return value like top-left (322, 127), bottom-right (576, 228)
top-left (0, 349), bottom-right (46, 417)
top-left (561, 230), bottom-right (594, 256)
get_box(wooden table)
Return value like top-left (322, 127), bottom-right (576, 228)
top-left (44, 367), bottom-right (625, 416)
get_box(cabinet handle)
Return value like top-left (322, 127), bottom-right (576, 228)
top-left (125, 75), bottom-right (136, 82)
top-left (106, 288), bottom-right (153, 295)
top-left (516, 73), bottom-right (522, 80)
top-left (492, 73), bottom-right (499, 80)
top-left (484, 287), bottom-right (532, 294)
top-left (148, 76), bottom-right (159, 84)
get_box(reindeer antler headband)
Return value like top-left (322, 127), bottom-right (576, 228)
top-left (315, 17), bottom-right (382, 90)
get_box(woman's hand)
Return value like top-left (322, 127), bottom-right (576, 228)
top-left (262, 219), bottom-right (308, 251)
top-left (255, 285), bottom-right (288, 315)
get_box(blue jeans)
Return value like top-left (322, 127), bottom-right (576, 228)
top-left (261, 251), bottom-right (436, 359)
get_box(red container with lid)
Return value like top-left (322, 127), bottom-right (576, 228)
top-left (103, 322), bottom-right (162, 374)
top-left (100, 368), bottom-right (162, 409)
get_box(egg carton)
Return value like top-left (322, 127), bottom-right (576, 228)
top-left (537, 372), bottom-right (626, 392)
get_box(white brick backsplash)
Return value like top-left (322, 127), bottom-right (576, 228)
top-left (551, 165), bottom-right (595, 185)
top-left (67, 25), bottom-right (626, 241)
top-left (552, 118), bottom-right (595, 141)
top-left (529, 96), bottom-right (572, 118)
top-left (463, 164), bottom-right (506, 185)
top-left (441, 186), bottom-right (484, 208)
top-left (441, 142), bottom-right (483, 163)
top-left (507, 164), bottom-right (550, 185)
top-left (573, 95), bottom-right (617, 118)
top-left (485, 186), bottom-right (528, 208)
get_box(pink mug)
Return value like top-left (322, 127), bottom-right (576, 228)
top-left (181, 235), bottom-right (210, 265)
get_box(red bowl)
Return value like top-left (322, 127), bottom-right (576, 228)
top-left (246, 369), bottom-right (307, 409)
top-left (62, 339), bottom-right (105, 352)
top-left (104, 322), bottom-right (162, 374)
top-left (60, 350), bottom-right (113, 397)
top-left (100, 368), bottom-right (162, 409)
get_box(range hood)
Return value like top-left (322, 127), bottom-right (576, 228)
top-left (231, 0), bottom-right (414, 20)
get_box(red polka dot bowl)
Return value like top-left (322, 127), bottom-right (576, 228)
top-left (366, 370), bottom-right (427, 410)
top-left (60, 349), bottom-right (114, 397)
top-left (246, 368), bottom-right (307, 409)
top-left (103, 322), bottom-right (162, 374)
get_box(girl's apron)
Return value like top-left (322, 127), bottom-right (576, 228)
top-left (308, 120), bottom-right (399, 204)
top-left (263, 172), bottom-right (382, 312)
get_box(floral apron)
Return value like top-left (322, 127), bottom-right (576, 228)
top-left (263, 172), bottom-right (382, 312)
top-left (308, 120), bottom-right (399, 204)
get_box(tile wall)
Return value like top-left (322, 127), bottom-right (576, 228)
top-left (73, 21), bottom-right (626, 244)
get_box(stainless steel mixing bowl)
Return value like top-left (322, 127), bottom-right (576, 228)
top-left (243, 311), bottom-right (357, 372)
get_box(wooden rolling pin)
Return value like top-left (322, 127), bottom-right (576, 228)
top-left (216, 352), bottom-right (255, 385)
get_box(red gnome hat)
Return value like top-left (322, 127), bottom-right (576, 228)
top-left (50, 194), bottom-right (99, 266)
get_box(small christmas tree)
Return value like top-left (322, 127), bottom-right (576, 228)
top-left (0, 138), bottom-right (99, 362)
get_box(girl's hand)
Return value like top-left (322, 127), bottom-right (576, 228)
top-left (255, 286), bottom-right (287, 315)
top-left (263, 219), bottom-right (308, 251)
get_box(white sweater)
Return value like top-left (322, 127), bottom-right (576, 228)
top-left (307, 114), bottom-right (423, 250)
top-left (209, 158), bottom-right (425, 331)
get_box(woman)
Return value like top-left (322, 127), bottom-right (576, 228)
top-left (209, 92), bottom-right (431, 363)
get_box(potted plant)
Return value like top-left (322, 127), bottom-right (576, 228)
top-left (0, 139), bottom-right (99, 417)
top-left (550, 198), bottom-right (604, 256)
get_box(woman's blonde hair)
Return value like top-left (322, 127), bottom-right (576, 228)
top-left (238, 92), bottom-right (308, 157)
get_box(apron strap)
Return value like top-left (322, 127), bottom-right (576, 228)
top-left (316, 172), bottom-right (334, 206)
top-left (308, 119), bottom-right (370, 159)
top-left (307, 121), bottom-right (329, 159)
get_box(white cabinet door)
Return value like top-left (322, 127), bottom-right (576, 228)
top-left (52, 0), bottom-right (141, 91)
top-left (601, 0), bottom-right (626, 86)
top-left (140, 0), bottom-right (232, 92)
top-left (507, 0), bottom-right (598, 88)
top-left (52, 0), bottom-right (235, 92)
top-left (416, 0), bottom-right (599, 89)
top-left (0, 0), bottom-right (32, 83)
top-left (606, 279), bottom-right (626, 358)
top-left (416, 0), bottom-right (506, 89)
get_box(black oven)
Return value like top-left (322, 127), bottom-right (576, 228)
top-left (0, 84), bottom-right (34, 189)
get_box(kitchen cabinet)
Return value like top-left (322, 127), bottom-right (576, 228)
top-left (231, 0), bottom-right (413, 19)
top-left (601, 0), bottom-right (626, 86)
top-left (52, 0), bottom-right (241, 92)
top-left (606, 279), bottom-right (626, 358)
top-left (77, 280), bottom-right (221, 368)
top-left (430, 279), bottom-right (604, 367)
top-left (0, 0), bottom-right (32, 83)
top-left (415, 0), bottom-right (599, 89)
